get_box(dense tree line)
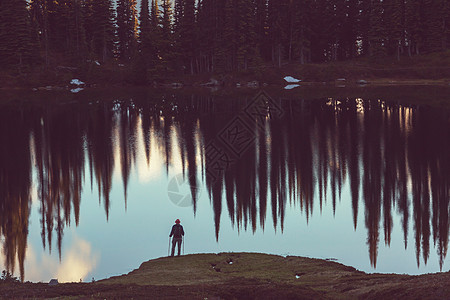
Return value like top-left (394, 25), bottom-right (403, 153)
top-left (1, 0), bottom-right (449, 74)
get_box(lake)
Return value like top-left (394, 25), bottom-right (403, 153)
top-left (0, 86), bottom-right (449, 282)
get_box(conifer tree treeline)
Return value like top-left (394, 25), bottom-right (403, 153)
top-left (1, 0), bottom-right (449, 74)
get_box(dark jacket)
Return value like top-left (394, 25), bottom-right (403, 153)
top-left (169, 224), bottom-right (184, 238)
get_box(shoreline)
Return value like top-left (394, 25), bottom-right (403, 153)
top-left (2, 53), bottom-right (450, 91)
top-left (2, 80), bottom-right (450, 110)
top-left (1, 77), bottom-right (450, 92)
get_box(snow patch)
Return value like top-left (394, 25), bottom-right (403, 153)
top-left (70, 79), bottom-right (85, 86)
top-left (284, 76), bottom-right (301, 83)
top-left (95, 61), bottom-right (100, 66)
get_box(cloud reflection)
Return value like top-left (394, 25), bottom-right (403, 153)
top-left (24, 236), bottom-right (99, 283)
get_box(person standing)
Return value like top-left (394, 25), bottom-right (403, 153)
top-left (169, 219), bottom-right (184, 256)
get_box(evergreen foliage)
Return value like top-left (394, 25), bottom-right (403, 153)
top-left (84, 0), bottom-right (115, 63)
top-left (1, 0), bottom-right (450, 75)
top-left (139, 0), bottom-right (153, 62)
top-left (117, 0), bottom-right (138, 61)
top-left (368, 0), bottom-right (386, 57)
top-left (158, 0), bottom-right (174, 70)
top-left (0, 0), bottom-right (39, 70)
top-left (173, 0), bottom-right (196, 74)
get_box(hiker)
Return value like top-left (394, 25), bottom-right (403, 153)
top-left (169, 219), bottom-right (184, 256)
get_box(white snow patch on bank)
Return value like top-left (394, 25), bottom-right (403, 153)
top-left (284, 76), bottom-right (301, 83)
top-left (70, 79), bottom-right (85, 86)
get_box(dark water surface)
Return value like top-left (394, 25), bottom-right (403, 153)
top-left (0, 87), bottom-right (449, 282)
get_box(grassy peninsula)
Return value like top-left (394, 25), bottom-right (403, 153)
top-left (1, 253), bottom-right (449, 299)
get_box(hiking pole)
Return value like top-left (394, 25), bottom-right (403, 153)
top-left (168, 236), bottom-right (171, 256)
top-left (182, 236), bottom-right (185, 255)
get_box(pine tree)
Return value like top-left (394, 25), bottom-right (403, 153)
top-left (422, 0), bottom-right (444, 53)
top-left (291, 0), bottom-right (312, 64)
top-left (29, 0), bottom-right (88, 64)
top-left (49, 0), bottom-right (86, 58)
top-left (443, 0), bottom-right (450, 49)
top-left (117, 0), bottom-right (138, 61)
top-left (173, 0), bottom-right (184, 35)
top-left (153, 0), bottom-right (175, 71)
top-left (173, 0), bottom-right (196, 74)
top-left (236, 0), bottom-right (258, 70)
top-left (139, 0), bottom-right (153, 63)
top-left (255, 0), bottom-right (269, 61)
top-left (84, 0), bottom-right (115, 63)
top-left (368, 0), bottom-right (386, 57)
top-left (196, 0), bottom-right (216, 72)
top-left (67, 0), bottom-right (88, 61)
top-left (0, 0), bottom-right (39, 70)
top-left (222, 0), bottom-right (238, 71)
top-left (358, 0), bottom-right (371, 56)
top-left (173, 0), bottom-right (185, 68)
top-left (30, 0), bottom-right (49, 65)
top-left (268, 0), bottom-right (287, 66)
top-left (383, 0), bottom-right (404, 60)
top-left (183, 0), bottom-right (197, 73)
top-left (405, 0), bottom-right (422, 56)
top-left (331, 0), bottom-right (348, 60)
top-left (341, 0), bottom-right (359, 59)
top-left (309, 0), bottom-right (334, 62)
top-left (150, 0), bottom-right (159, 30)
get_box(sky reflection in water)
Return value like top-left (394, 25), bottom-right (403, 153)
top-left (0, 90), bottom-right (448, 282)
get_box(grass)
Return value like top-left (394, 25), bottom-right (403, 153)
top-left (98, 253), bottom-right (450, 299)
top-left (101, 252), bottom-right (360, 287)
top-left (0, 252), bottom-right (449, 299)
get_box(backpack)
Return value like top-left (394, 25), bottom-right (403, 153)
top-left (173, 225), bottom-right (182, 238)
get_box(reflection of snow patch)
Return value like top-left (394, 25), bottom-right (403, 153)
top-left (70, 79), bottom-right (85, 86)
top-left (284, 76), bottom-right (301, 83)
top-left (70, 88), bottom-right (84, 93)
top-left (284, 84), bottom-right (300, 90)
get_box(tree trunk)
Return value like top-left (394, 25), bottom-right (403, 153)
top-left (300, 47), bottom-right (304, 65)
top-left (277, 44), bottom-right (282, 68)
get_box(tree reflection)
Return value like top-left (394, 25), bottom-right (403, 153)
top-left (0, 108), bottom-right (31, 282)
top-left (0, 92), bottom-right (448, 281)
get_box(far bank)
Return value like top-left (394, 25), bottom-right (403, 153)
top-left (1, 52), bottom-right (450, 91)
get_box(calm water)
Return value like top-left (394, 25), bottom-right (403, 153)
top-left (0, 87), bottom-right (449, 282)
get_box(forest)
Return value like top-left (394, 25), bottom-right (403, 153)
top-left (0, 0), bottom-right (450, 80)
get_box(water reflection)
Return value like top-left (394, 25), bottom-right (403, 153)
top-left (0, 92), bottom-right (448, 281)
